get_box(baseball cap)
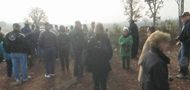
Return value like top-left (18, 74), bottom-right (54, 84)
top-left (179, 12), bottom-right (190, 18)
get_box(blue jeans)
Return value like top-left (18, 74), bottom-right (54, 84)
top-left (74, 50), bottom-right (83, 76)
top-left (10, 53), bottom-right (28, 80)
top-left (43, 47), bottom-right (56, 75)
top-left (178, 44), bottom-right (190, 76)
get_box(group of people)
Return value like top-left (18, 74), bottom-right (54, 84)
top-left (0, 12), bottom-right (190, 90)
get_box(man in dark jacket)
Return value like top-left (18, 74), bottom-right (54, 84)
top-left (176, 12), bottom-right (190, 79)
top-left (70, 21), bottom-right (85, 77)
top-left (4, 23), bottom-right (31, 83)
top-left (88, 21), bottom-right (95, 39)
top-left (129, 20), bottom-right (139, 59)
top-left (34, 25), bottom-right (41, 61)
top-left (39, 22), bottom-right (58, 78)
top-left (21, 21), bottom-right (36, 67)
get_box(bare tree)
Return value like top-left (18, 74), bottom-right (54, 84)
top-left (144, 0), bottom-right (164, 26)
top-left (122, 0), bottom-right (144, 22)
top-left (175, 0), bottom-right (184, 28)
top-left (28, 7), bottom-right (48, 25)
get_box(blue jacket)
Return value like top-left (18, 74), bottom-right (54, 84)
top-left (0, 42), bottom-right (11, 60)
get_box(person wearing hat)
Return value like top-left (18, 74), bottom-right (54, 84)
top-left (39, 22), bottom-right (58, 78)
top-left (70, 21), bottom-right (85, 77)
top-left (129, 20), bottom-right (139, 59)
top-left (21, 21), bottom-right (35, 67)
top-left (118, 27), bottom-right (133, 69)
top-left (176, 12), bottom-right (190, 79)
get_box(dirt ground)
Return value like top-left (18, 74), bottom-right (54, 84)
top-left (0, 47), bottom-right (190, 90)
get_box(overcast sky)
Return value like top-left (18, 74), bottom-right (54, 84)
top-left (0, 0), bottom-right (189, 25)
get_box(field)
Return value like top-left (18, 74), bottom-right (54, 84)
top-left (0, 47), bottom-right (190, 90)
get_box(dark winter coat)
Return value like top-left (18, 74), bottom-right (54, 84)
top-left (0, 31), bottom-right (4, 43)
top-left (142, 47), bottom-right (170, 90)
top-left (21, 26), bottom-right (35, 44)
top-left (4, 30), bottom-right (31, 55)
top-left (58, 32), bottom-right (70, 53)
top-left (38, 30), bottom-right (58, 49)
top-left (176, 19), bottom-right (190, 45)
top-left (69, 28), bottom-right (85, 52)
top-left (86, 34), bottom-right (113, 74)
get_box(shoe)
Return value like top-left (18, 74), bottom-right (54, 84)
top-left (16, 79), bottom-right (21, 84)
top-left (56, 59), bottom-right (59, 61)
top-left (176, 74), bottom-right (188, 79)
top-left (51, 74), bottom-right (55, 77)
top-left (44, 74), bottom-right (51, 78)
top-left (7, 77), bottom-right (11, 80)
top-left (23, 76), bottom-right (31, 81)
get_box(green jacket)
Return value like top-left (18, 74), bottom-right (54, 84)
top-left (118, 35), bottom-right (133, 56)
top-left (69, 28), bottom-right (85, 51)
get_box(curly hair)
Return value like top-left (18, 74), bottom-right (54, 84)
top-left (149, 30), bottom-right (171, 48)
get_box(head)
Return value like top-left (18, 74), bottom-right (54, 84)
top-left (44, 22), bottom-right (50, 30)
top-left (91, 21), bottom-right (95, 28)
top-left (83, 24), bottom-right (88, 30)
top-left (147, 26), bottom-right (156, 37)
top-left (75, 21), bottom-right (82, 30)
top-left (55, 25), bottom-right (58, 30)
top-left (105, 28), bottom-right (108, 32)
top-left (59, 25), bottom-right (65, 32)
top-left (70, 25), bottom-right (73, 30)
top-left (149, 31), bottom-right (171, 52)
top-left (123, 27), bottom-right (129, 36)
top-left (24, 21), bottom-right (30, 27)
top-left (36, 25), bottom-right (40, 30)
top-left (179, 12), bottom-right (190, 23)
top-left (13, 23), bottom-right (21, 32)
top-left (49, 24), bottom-right (53, 29)
top-left (129, 20), bottom-right (134, 24)
top-left (32, 24), bottom-right (35, 30)
top-left (94, 23), bottom-right (104, 34)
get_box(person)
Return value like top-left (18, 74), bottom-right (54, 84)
top-left (21, 21), bottom-right (35, 67)
top-left (39, 22), bottom-right (58, 78)
top-left (105, 28), bottom-right (109, 38)
top-left (4, 23), bottom-right (31, 83)
top-left (34, 25), bottom-right (42, 61)
top-left (137, 26), bottom-right (156, 82)
top-left (31, 24), bottom-right (35, 31)
top-left (176, 12), bottom-right (190, 79)
top-left (70, 25), bottom-right (74, 31)
top-left (129, 20), bottom-right (139, 59)
top-left (0, 26), bottom-right (4, 63)
top-left (58, 25), bottom-right (70, 73)
top-left (142, 31), bottom-right (171, 90)
top-left (0, 42), bottom-right (12, 80)
top-left (86, 23), bottom-right (113, 90)
top-left (118, 27), bottom-right (133, 69)
top-left (70, 21), bottom-right (85, 77)
top-left (69, 25), bottom-right (74, 56)
top-left (50, 24), bottom-right (59, 36)
top-left (55, 25), bottom-right (60, 33)
top-left (88, 21), bottom-right (95, 39)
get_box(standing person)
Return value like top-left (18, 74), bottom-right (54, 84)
top-left (88, 21), bottom-right (95, 39)
top-left (105, 28), bottom-right (109, 38)
top-left (55, 25), bottom-right (60, 33)
top-left (142, 31), bottom-right (171, 90)
top-left (0, 26), bottom-right (4, 63)
top-left (176, 12), bottom-right (190, 79)
top-left (86, 23), bottom-right (113, 90)
top-left (39, 22), bottom-right (58, 78)
top-left (69, 25), bottom-right (74, 56)
top-left (4, 23), bottom-right (31, 83)
top-left (70, 21), bottom-right (85, 77)
top-left (118, 27), bottom-right (133, 69)
top-left (137, 26), bottom-right (156, 82)
top-left (58, 25), bottom-right (70, 73)
top-left (34, 25), bottom-right (42, 61)
top-left (129, 20), bottom-right (139, 59)
top-left (21, 21), bottom-right (35, 67)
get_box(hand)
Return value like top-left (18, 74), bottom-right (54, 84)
top-left (176, 42), bottom-right (180, 46)
top-left (28, 55), bottom-right (31, 58)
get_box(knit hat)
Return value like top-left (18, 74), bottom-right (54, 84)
top-left (123, 27), bottom-right (129, 31)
